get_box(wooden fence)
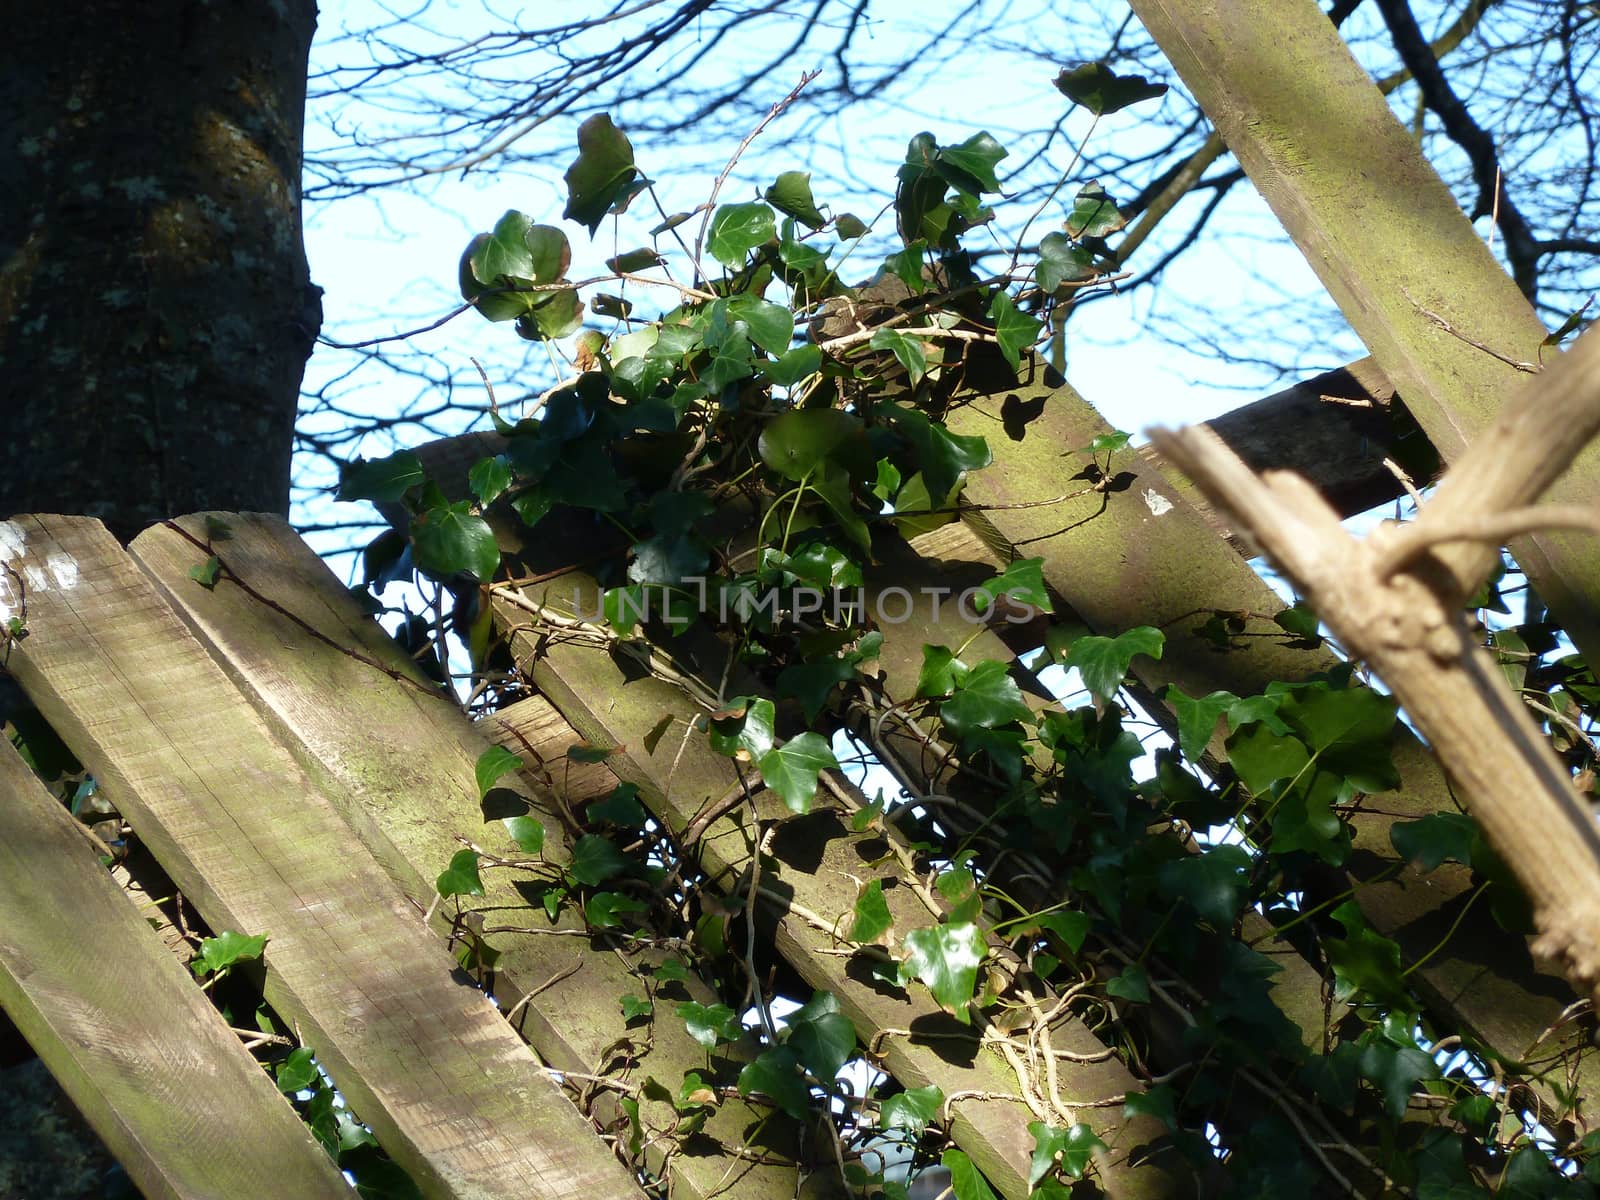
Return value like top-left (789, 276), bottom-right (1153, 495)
top-left (2, 1), bottom-right (1596, 1197)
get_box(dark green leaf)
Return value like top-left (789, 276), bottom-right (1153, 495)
top-left (339, 451), bottom-right (425, 503)
top-left (1358, 1040), bottom-right (1439, 1119)
top-left (778, 657), bottom-right (857, 723)
top-left (849, 879), bottom-right (893, 944)
top-left (1065, 183), bottom-right (1126, 239)
top-left (759, 732), bottom-right (839, 813)
top-left (678, 1000), bottom-right (741, 1049)
top-left (987, 291), bottom-right (1043, 371)
top-left (725, 294), bottom-right (795, 355)
top-left (468, 456), bottom-right (512, 506)
top-left (1163, 685), bottom-right (1238, 763)
top-left (188, 555), bottom-right (221, 589)
top-left (475, 745), bottom-right (523, 800)
top-left (883, 242), bottom-right (928, 294)
top-left (1106, 964), bottom-right (1149, 1003)
top-left (1053, 63), bottom-right (1169, 115)
top-left (1157, 844), bottom-right (1252, 926)
top-left (707, 202), bottom-right (776, 267)
top-left (1035, 910), bottom-right (1092, 954)
top-left (1225, 724), bottom-right (1309, 793)
top-left (620, 994), bottom-right (653, 1024)
top-left (787, 999), bottom-right (855, 1082)
top-left (411, 501), bottom-right (499, 582)
top-left (589, 781), bottom-right (647, 827)
top-left (1325, 901), bottom-right (1409, 1009)
top-left (1065, 626), bottom-right (1164, 701)
top-left (193, 930), bottom-right (268, 976)
top-left (810, 462), bottom-right (872, 552)
top-left (1029, 1122), bottom-right (1107, 1186)
top-left (766, 342), bottom-right (822, 387)
top-left (1391, 811), bottom-right (1477, 872)
top-left (835, 213), bottom-right (870, 239)
top-left (564, 115), bottom-right (639, 234)
top-left (276, 1047), bottom-right (319, 1094)
top-left (758, 408), bottom-right (867, 481)
top-left (709, 696), bottom-right (776, 761)
top-left (878, 402), bottom-right (991, 500)
top-left (628, 533), bottom-right (707, 585)
top-left (937, 131), bottom-right (1008, 194)
top-left (1274, 601), bottom-right (1321, 643)
top-left (606, 247), bottom-right (662, 274)
top-left (869, 328), bottom-right (928, 383)
top-left (765, 170), bottom-right (826, 230)
top-left (570, 834), bottom-right (631, 886)
top-left (1123, 1085), bottom-right (1178, 1130)
top-left (940, 659), bottom-right (1033, 735)
top-left (880, 1084), bottom-right (943, 1133)
top-left (502, 815), bottom-right (545, 854)
top-left (941, 1149), bottom-right (999, 1200)
top-left (435, 848), bottom-right (484, 898)
top-left (975, 557), bottom-right (1051, 614)
top-left (585, 891), bottom-right (649, 929)
top-left (1038, 232), bottom-right (1097, 291)
top-left (902, 921), bottom-right (985, 1021)
top-left (737, 1045), bottom-right (810, 1119)
top-left (917, 644), bottom-right (960, 698)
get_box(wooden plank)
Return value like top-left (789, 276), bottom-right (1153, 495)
top-left (129, 507), bottom-right (800, 1200)
top-left (949, 367), bottom-right (1600, 1120)
top-left (1127, 0), bottom-right (1600, 669)
top-left (0, 739), bottom-right (352, 1200)
top-left (0, 515), bottom-right (640, 1200)
top-left (491, 573), bottom-right (1188, 1200)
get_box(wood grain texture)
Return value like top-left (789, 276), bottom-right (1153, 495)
top-left (1128, 0), bottom-right (1600, 667)
top-left (0, 739), bottom-right (352, 1200)
top-left (950, 364), bottom-right (1600, 1122)
top-left (129, 513), bottom-right (801, 1200)
top-left (0, 514), bottom-right (639, 1200)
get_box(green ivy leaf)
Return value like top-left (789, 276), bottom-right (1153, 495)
top-left (936, 130), bottom-right (1008, 194)
top-left (1028, 1122), bottom-right (1107, 1185)
top-left (1162, 685), bottom-right (1239, 763)
top-left (849, 879), bottom-right (893, 944)
top-left (188, 555), bottom-right (222, 589)
top-left (1065, 183), bottom-right (1126, 240)
top-left (810, 462), bottom-right (873, 552)
top-left (777, 657), bottom-right (857, 723)
top-left (1106, 964), bottom-right (1149, 1003)
top-left (1064, 626), bottom-right (1164, 701)
top-left (620, 994), bottom-right (653, 1024)
top-left (1123, 1084), bottom-right (1178, 1130)
top-left (759, 732), bottom-right (839, 813)
top-left (986, 290), bottom-right (1043, 371)
top-left (1156, 844), bottom-right (1252, 926)
top-left (339, 450), bottom-right (425, 503)
top-left (1038, 232), bottom-right (1097, 291)
top-left (707, 202), bottom-right (776, 266)
top-left (758, 408), bottom-right (868, 482)
top-left (564, 114), bottom-right (640, 234)
top-left (501, 815), bottom-right (545, 854)
top-left (435, 849), bottom-right (484, 898)
top-left (1279, 685), bottom-right (1400, 792)
top-left (869, 328), bottom-right (929, 384)
top-left (709, 696), bottom-right (776, 761)
top-left (835, 213), bottom-right (870, 239)
top-left (411, 501), bottom-right (499, 583)
top-left (878, 402), bottom-right (991, 501)
top-left (1390, 811), bottom-right (1477, 872)
top-left (1358, 1040), bottom-right (1440, 1119)
top-left (975, 557), bottom-right (1051, 614)
top-left (1053, 63), bottom-right (1169, 115)
top-left (941, 1149), bottom-right (999, 1200)
top-left (724, 294), bottom-right (795, 356)
top-left (940, 659), bottom-right (1032, 735)
top-left (765, 170), bottom-right (826, 230)
top-left (786, 994), bottom-right (856, 1082)
top-left (1325, 901), bottom-right (1409, 1009)
top-left (570, 834), bottom-right (632, 886)
top-left (276, 1046), bottom-right (319, 1094)
top-left (606, 246), bottom-right (662, 274)
top-left (474, 745), bottom-right (523, 800)
top-left (678, 1000), bottom-right (742, 1049)
top-left (737, 1045), bottom-right (810, 1119)
top-left (917, 644), bottom-right (961, 698)
top-left (881, 1084), bottom-right (943, 1133)
top-left (468, 456), bottom-right (512, 506)
top-left (585, 890), bottom-right (649, 929)
top-left (1274, 601), bottom-right (1322, 644)
top-left (589, 781), bottom-right (647, 828)
top-left (902, 921), bottom-right (985, 1022)
top-left (192, 930), bottom-right (268, 976)
top-left (766, 342), bottom-right (822, 387)
top-left (1035, 910), bottom-right (1092, 954)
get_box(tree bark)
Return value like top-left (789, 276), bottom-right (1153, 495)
top-left (0, 1), bottom-right (320, 542)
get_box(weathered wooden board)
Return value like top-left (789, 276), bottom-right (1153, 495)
top-left (1127, 0), bottom-right (1600, 668)
top-left (0, 514), bottom-right (640, 1200)
top-left (0, 739), bottom-right (353, 1200)
top-left (949, 370), bottom-right (1599, 1118)
top-left (129, 512), bottom-right (800, 1200)
top-left (491, 573), bottom-right (1188, 1200)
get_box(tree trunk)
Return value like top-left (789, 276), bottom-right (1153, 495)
top-left (0, 0), bottom-right (320, 542)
